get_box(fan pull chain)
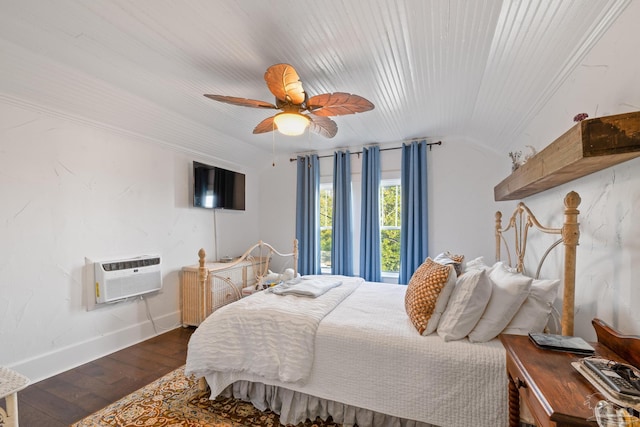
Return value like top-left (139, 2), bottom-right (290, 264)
top-left (272, 121), bottom-right (276, 167)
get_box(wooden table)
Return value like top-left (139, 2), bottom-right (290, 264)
top-left (500, 319), bottom-right (640, 427)
top-left (501, 334), bottom-right (605, 426)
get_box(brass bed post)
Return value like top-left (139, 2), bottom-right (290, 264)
top-left (197, 248), bottom-right (209, 392)
top-left (495, 211), bottom-right (503, 262)
top-left (561, 191), bottom-right (581, 336)
top-left (198, 248), bottom-right (208, 323)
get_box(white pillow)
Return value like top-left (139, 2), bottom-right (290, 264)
top-left (467, 262), bottom-right (533, 343)
top-left (464, 256), bottom-right (489, 272)
top-left (502, 278), bottom-right (560, 335)
top-left (282, 268), bottom-right (299, 281)
top-left (437, 269), bottom-right (492, 341)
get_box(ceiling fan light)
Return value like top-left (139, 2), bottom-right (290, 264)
top-left (273, 112), bottom-right (310, 136)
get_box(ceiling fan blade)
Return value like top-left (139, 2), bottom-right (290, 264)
top-left (253, 116), bottom-right (276, 134)
top-left (204, 94), bottom-right (277, 109)
top-left (307, 92), bottom-right (375, 116)
top-left (264, 63), bottom-right (306, 105)
top-left (309, 115), bottom-right (338, 138)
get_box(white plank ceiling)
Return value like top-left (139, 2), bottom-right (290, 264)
top-left (0, 0), bottom-right (632, 168)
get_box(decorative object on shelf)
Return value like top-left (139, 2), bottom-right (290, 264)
top-left (522, 145), bottom-right (537, 164)
top-left (573, 112), bottom-right (589, 122)
top-left (508, 146), bottom-right (537, 171)
top-left (508, 151), bottom-right (522, 171)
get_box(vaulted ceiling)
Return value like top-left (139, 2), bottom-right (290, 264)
top-left (0, 1), bottom-right (632, 168)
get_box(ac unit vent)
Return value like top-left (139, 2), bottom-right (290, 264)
top-left (101, 257), bottom-right (160, 271)
top-left (94, 255), bottom-right (162, 303)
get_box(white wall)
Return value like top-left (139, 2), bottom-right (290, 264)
top-left (506, 0), bottom-right (640, 339)
top-left (0, 102), bottom-right (260, 382)
top-left (259, 139), bottom-right (506, 279)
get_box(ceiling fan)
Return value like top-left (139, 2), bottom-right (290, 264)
top-left (204, 63), bottom-right (374, 138)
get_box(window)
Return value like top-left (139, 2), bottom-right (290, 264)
top-left (380, 180), bottom-right (401, 274)
top-left (318, 179), bottom-right (401, 278)
top-left (319, 183), bottom-right (333, 269)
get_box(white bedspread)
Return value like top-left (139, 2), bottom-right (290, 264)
top-left (188, 281), bottom-right (507, 427)
top-left (186, 275), bottom-right (362, 384)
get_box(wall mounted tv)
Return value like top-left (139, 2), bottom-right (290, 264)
top-left (193, 161), bottom-right (245, 210)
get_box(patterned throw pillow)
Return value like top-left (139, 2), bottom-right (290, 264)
top-left (405, 258), bottom-right (456, 335)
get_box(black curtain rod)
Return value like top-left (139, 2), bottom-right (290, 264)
top-left (288, 140), bottom-right (442, 162)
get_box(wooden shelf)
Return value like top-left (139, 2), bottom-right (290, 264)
top-left (494, 111), bottom-right (640, 201)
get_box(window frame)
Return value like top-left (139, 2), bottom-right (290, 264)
top-left (319, 182), bottom-right (333, 273)
top-left (379, 178), bottom-right (401, 279)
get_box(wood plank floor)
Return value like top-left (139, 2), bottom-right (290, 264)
top-left (16, 326), bottom-right (195, 427)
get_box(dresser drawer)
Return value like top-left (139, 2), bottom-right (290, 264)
top-left (506, 354), bottom-right (552, 427)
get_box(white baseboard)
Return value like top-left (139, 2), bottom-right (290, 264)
top-left (9, 310), bottom-right (182, 384)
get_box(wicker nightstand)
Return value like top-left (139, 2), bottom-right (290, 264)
top-left (0, 366), bottom-right (29, 427)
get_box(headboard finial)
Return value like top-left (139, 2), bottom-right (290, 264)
top-left (562, 192), bottom-right (581, 247)
top-left (564, 191), bottom-right (581, 211)
top-left (198, 248), bottom-right (206, 268)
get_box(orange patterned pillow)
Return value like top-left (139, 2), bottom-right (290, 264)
top-left (405, 258), bottom-right (456, 335)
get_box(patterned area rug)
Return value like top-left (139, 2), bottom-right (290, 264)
top-left (72, 366), bottom-right (340, 427)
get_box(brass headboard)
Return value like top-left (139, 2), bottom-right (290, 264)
top-left (197, 239), bottom-right (298, 299)
top-left (495, 191), bottom-right (581, 336)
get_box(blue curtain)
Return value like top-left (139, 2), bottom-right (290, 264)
top-left (331, 150), bottom-right (353, 275)
top-left (359, 146), bottom-right (381, 281)
top-left (399, 140), bottom-right (429, 284)
top-left (295, 154), bottom-right (321, 275)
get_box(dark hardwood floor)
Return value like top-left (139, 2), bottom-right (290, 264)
top-left (17, 326), bottom-right (195, 427)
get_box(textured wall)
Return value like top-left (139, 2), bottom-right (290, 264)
top-left (507, 0), bottom-right (640, 338)
top-left (0, 102), bottom-right (260, 381)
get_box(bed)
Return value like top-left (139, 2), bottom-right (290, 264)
top-left (185, 191), bottom-right (581, 427)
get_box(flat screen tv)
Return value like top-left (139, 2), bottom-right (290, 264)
top-left (193, 161), bottom-right (245, 210)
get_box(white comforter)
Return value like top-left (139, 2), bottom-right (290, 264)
top-left (186, 275), bottom-right (362, 383)
top-left (187, 281), bottom-right (507, 427)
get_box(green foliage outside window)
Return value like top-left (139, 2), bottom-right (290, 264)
top-left (381, 229), bottom-right (401, 272)
top-left (319, 187), bottom-right (333, 268)
top-left (380, 183), bottom-right (401, 273)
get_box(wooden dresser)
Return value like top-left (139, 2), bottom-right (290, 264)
top-left (500, 319), bottom-right (640, 427)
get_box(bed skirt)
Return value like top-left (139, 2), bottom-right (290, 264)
top-left (221, 380), bottom-right (436, 427)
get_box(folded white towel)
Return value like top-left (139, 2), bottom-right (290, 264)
top-left (268, 276), bottom-right (343, 297)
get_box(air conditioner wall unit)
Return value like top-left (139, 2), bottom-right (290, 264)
top-left (94, 255), bottom-right (162, 303)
